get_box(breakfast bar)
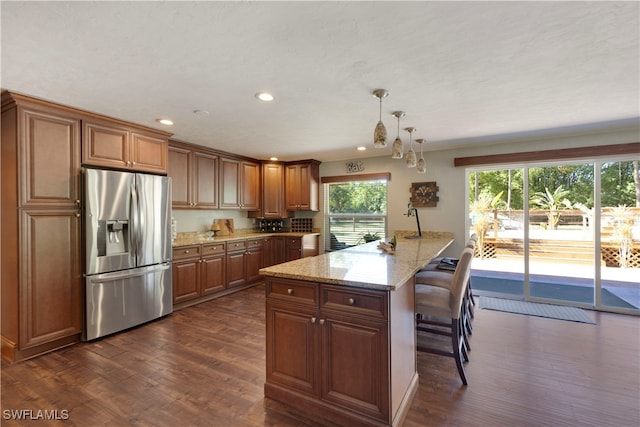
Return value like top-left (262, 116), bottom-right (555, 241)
top-left (259, 231), bottom-right (454, 427)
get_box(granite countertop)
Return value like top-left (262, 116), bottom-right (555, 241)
top-left (172, 231), bottom-right (320, 247)
top-left (259, 231), bottom-right (454, 291)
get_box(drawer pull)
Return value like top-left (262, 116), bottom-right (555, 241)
top-left (311, 317), bottom-right (316, 324)
top-left (287, 288), bottom-right (294, 295)
top-left (184, 250), bottom-right (190, 254)
top-left (319, 319), bottom-right (325, 325)
top-left (348, 298), bottom-right (355, 305)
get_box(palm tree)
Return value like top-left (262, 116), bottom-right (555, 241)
top-left (470, 192), bottom-right (503, 258)
top-left (530, 186), bottom-right (572, 230)
top-left (610, 205), bottom-right (634, 268)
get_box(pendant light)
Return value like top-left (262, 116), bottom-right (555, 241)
top-left (372, 89), bottom-right (389, 148)
top-left (391, 111), bottom-right (405, 159)
top-left (405, 127), bottom-right (417, 167)
top-left (416, 139), bottom-right (426, 174)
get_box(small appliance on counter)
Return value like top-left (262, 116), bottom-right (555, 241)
top-left (259, 219), bottom-right (286, 232)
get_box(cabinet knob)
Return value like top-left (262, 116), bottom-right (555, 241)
top-left (319, 319), bottom-right (325, 325)
top-left (311, 317), bottom-right (316, 324)
top-left (75, 199), bottom-right (80, 205)
top-left (76, 213), bottom-right (81, 217)
top-left (184, 250), bottom-right (190, 254)
top-left (132, 161), bottom-right (136, 166)
top-left (287, 288), bottom-right (294, 295)
top-left (348, 298), bottom-right (355, 306)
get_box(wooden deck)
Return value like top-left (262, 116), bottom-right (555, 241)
top-left (1, 283), bottom-right (639, 427)
top-left (482, 236), bottom-right (640, 267)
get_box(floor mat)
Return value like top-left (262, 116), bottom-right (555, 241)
top-left (479, 296), bottom-right (596, 324)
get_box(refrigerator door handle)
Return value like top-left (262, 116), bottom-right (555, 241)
top-left (130, 181), bottom-right (139, 260)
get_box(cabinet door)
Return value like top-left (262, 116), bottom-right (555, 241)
top-left (82, 120), bottom-right (129, 169)
top-left (266, 302), bottom-right (319, 396)
top-left (262, 163), bottom-right (285, 218)
top-left (168, 145), bottom-right (192, 208)
top-left (263, 238), bottom-right (275, 267)
top-left (201, 255), bottom-right (225, 295)
top-left (245, 247), bottom-right (263, 282)
top-left (240, 161), bottom-right (260, 210)
top-left (297, 163), bottom-right (313, 210)
top-left (172, 258), bottom-right (200, 304)
top-left (320, 314), bottom-right (389, 421)
top-left (219, 157), bottom-right (240, 208)
top-left (20, 108), bottom-right (80, 207)
top-left (286, 237), bottom-right (302, 262)
top-left (284, 164), bottom-right (300, 211)
top-left (130, 132), bottom-right (168, 174)
top-left (20, 210), bottom-right (82, 349)
top-left (193, 151), bottom-right (218, 209)
top-left (273, 237), bottom-right (287, 265)
top-left (226, 250), bottom-right (246, 288)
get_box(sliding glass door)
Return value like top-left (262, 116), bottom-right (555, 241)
top-left (527, 163), bottom-right (595, 306)
top-left (599, 161), bottom-right (640, 312)
top-left (469, 157), bottom-right (639, 314)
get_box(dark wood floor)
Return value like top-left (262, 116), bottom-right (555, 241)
top-left (2, 283), bottom-right (639, 427)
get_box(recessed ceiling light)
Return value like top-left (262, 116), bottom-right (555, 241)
top-left (255, 92), bottom-right (275, 102)
top-left (193, 110), bottom-right (210, 117)
top-left (357, 146), bottom-right (367, 151)
top-left (270, 157), bottom-right (279, 161)
top-left (156, 118), bottom-right (174, 126)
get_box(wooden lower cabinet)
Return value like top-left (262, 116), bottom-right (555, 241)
top-left (172, 243), bottom-right (226, 306)
top-left (265, 278), bottom-right (414, 427)
top-left (226, 240), bottom-right (248, 288)
top-left (285, 235), bottom-right (319, 262)
top-left (1, 209), bottom-right (83, 362)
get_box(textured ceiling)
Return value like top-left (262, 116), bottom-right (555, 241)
top-left (2, 1), bottom-right (638, 162)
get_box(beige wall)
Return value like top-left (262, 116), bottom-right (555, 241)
top-left (319, 127), bottom-right (639, 256)
top-left (169, 126), bottom-right (638, 254)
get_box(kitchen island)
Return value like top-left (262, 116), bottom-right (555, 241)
top-left (259, 231), bottom-right (454, 427)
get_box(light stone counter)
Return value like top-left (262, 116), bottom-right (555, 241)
top-left (259, 231), bottom-right (454, 291)
top-left (172, 231), bottom-right (320, 247)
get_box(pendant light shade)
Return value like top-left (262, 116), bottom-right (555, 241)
top-left (405, 127), bottom-right (417, 168)
top-left (416, 138), bottom-right (426, 174)
top-left (391, 111), bottom-right (405, 159)
top-left (372, 89), bottom-right (389, 148)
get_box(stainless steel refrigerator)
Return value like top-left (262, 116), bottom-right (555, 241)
top-left (83, 168), bottom-right (172, 340)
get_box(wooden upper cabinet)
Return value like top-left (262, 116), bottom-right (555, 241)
top-left (19, 107), bottom-right (81, 207)
top-left (82, 118), bottom-right (168, 174)
top-left (131, 132), bottom-right (168, 173)
top-left (285, 160), bottom-right (320, 211)
top-left (220, 157), bottom-right (241, 208)
top-left (167, 145), bottom-right (191, 208)
top-left (240, 160), bottom-right (260, 210)
top-left (168, 142), bottom-right (218, 209)
top-left (249, 162), bottom-right (287, 219)
top-left (193, 151), bottom-right (218, 209)
top-left (220, 156), bottom-right (260, 210)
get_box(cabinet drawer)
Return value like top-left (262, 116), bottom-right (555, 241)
top-left (320, 285), bottom-right (387, 319)
top-left (227, 240), bottom-right (247, 252)
top-left (267, 279), bottom-right (317, 306)
top-left (246, 238), bottom-right (265, 250)
top-left (172, 245), bottom-right (201, 260)
top-left (202, 242), bottom-right (225, 256)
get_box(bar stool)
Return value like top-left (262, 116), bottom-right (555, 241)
top-left (415, 247), bottom-right (474, 385)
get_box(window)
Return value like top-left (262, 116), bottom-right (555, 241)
top-left (324, 177), bottom-right (388, 251)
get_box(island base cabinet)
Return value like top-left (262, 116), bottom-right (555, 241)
top-left (266, 302), bottom-right (319, 396)
top-left (265, 278), bottom-right (416, 427)
top-left (321, 314), bottom-right (389, 421)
